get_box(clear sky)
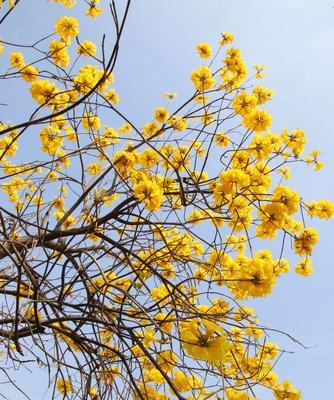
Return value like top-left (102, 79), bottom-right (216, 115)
top-left (1, 0), bottom-right (334, 399)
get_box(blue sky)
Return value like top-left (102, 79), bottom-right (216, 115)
top-left (1, 0), bottom-right (334, 398)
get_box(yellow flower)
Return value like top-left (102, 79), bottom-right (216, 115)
top-left (180, 319), bottom-right (230, 364)
top-left (141, 327), bottom-right (159, 347)
top-left (86, 0), bottom-right (102, 18)
top-left (105, 88), bottom-right (119, 104)
top-left (253, 64), bottom-right (266, 79)
top-left (305, 150), bottom-right (324, 171)
top-left (39, 125), bottom-right (63, 156)
top-left (293, 227), bottom-right (319, 256)
top-left (232, 92), bottom-right (257, 116)
top-left (187, 209), bottom-right (204, 225)
top-left (168, 116), bottom-right (188, 132)
top-left (218, 169), bottom-right (250, 194)
top-left (104, 126), bottom-right (119, 144)
top-left (252, 85), bottom-right (274, 104)
top-left (53, 196), bottom-right (65, 211)
top-left (133, 180), bottom-right (163, 211)
top-left (138, 149), bottom-right (160, 168)
top-left (219, 32), bottom-right (234, 46)
top-left (87, 162), bottom-right (103, 175)
top-left (154, 312), bottom-right (173, 333)
top-left (281, 128), bottom-right (307, 156)
top-left (118, 122), bottom-right (132, 134)
top-left (54, 16), bottom-right (79, 39)
top-left (274, 380), bottom-right (301, 400)
top-left (190, 66), bottom-right (215, 91)
top-left (278, 166), bottom-right (291, 180)
top-left (10, 52), bottom-right (25, 69)
top-left (82, 113), bottom-right (101, 131)
top-left (21, 65), bottom-right (39, 82)
top-left (77, 40), bottom-right (97, 57)
top-left (295, 258), bottom-right (313, 276)
top-left (112, 150), bottom-right (136, 177)
top-left (150, 284), bottom-right (169, 304)
top-left (235, 254), bottom-right (276, 299)
top-left (163, 91), bottom-right (177, 99)
top-left (272, 186), bottom-right (300, 215)
top-left (49, 40), bottom-right (70, 68)
top-left (156, 350), bottom-right (177, 372)
top-left (172, 371), bottom-right (191, 392)
top-left (74, 65), bottom-right (112, 93)
top-left (243, 109), bottom-right (272, 132)
top-left (99, 367), bottom-right (120, 384)
top-left (307, 199), bottom-right (334, 219)
top-left (154, 107), bottom-right (169, 123)
top-left (56, 378), bottom-right (72, 394)
top-left (142, 121), bottom-right (161, 137)
top-left (196, 43), bottom-right (212, 59)
top-left (144, 368), bottom-right (166, 384)
top-left (213, 132), bottom-right (229, 148)
top-left (30, 80), bottom-right (58, 105)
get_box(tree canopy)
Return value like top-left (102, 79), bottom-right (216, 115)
top-left (0, 1), bottom-right (332, 399)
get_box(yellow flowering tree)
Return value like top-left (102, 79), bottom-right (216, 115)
top-left (0, 1), bottom-right (332, 399)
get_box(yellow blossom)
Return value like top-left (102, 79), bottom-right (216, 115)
top-left (196, 43), bottom-right (212, 59)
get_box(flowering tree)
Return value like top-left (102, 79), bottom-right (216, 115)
top-left (0, 1), bottom-right (332, 399)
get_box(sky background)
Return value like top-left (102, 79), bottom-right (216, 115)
top-left (1, 0), bottom-right (334, 398)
